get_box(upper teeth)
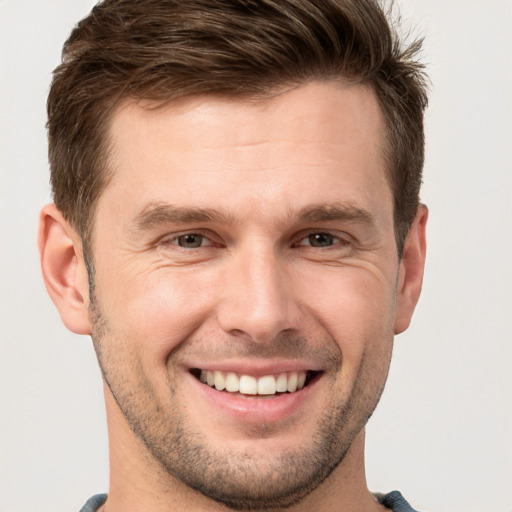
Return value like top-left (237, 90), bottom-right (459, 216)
top-left (199, 370), bottom-right (307, 395)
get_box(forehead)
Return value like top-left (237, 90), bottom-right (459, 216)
top-left (101, 81), bottom-right (390, 225)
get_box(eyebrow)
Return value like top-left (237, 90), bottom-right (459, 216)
top-left (133, 202), bottom-right (234, 231)
top-left (295, 203), bottom-right (376, 226)
top-left (132, 201), bottom-right (376, 232)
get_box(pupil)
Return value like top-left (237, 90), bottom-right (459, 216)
top-left (309, 233), bottom-right (334, 247)
top-left (178, 234), bottom-right (203, 248)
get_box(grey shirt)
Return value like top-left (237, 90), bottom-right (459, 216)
top-left (79, 490), bottom-right (421, 511)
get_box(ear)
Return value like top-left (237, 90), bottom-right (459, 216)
top-left (394, 205), bottom-right (428, 334)
top-left (38, 204), bottom-right (92, 335)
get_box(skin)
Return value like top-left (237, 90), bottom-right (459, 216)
top-left (39, 81), bottom-right (427, 512)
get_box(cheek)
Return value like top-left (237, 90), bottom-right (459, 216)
top-left (301, 267), bottom-right (396, 362)
top-left (97, 265), bottom-right (218, 362)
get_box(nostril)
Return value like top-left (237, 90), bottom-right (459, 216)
top-left (228, 329), bottom-right (252, 340)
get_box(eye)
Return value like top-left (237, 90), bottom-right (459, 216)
top-left (306, 233), bottom-right (335, 247)
top-left (158, 230), bottom-right (222, 252)
top-left (174, 233), bottom-right (206, 248)
top-left (299, 232), bottom-right (342, 248)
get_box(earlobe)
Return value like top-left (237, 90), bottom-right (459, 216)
top-left (394, 205), bottom-right (428, 334)
top-left (38, 204), bottom-right (92, 335)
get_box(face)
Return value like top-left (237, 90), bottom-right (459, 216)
top-left (89, 82), bottom-right (401, 509)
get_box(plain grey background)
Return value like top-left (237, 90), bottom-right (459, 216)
top-left (1, 1), bottom-right (511, 511)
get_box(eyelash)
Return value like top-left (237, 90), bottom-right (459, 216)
top-left (293, 232), bottom-right (350, 249)
top-left (161, 232), bottom-right (216, 249)
top-left (160, 230), bottom-right (350, 250)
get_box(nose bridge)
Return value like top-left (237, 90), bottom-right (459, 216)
top-left (217, 239), bottom-right (299, 343)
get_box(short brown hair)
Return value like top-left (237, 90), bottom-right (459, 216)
top-left (47, 0), bottom-right (428, 257)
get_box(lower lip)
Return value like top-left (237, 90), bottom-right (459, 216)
top-left (190, 373), bottom-right (320, 424)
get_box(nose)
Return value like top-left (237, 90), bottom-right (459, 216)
top-left (216, 242), bottom-right (302, 344)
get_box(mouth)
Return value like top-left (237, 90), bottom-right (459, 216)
top-left (190, 368), bottom-right (321, 396)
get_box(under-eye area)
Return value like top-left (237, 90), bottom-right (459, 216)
top-left (190, 369), bottom-right (321, 396)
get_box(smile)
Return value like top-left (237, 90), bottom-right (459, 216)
top-left (192, 369), bottom-right (319, 396)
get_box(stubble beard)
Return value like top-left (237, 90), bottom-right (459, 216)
top-left (89, 295), bottom-right (391, 511)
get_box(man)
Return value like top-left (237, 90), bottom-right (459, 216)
top-left (38, 0), bottom-right (428, 511)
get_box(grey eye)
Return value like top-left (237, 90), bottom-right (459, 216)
top-left (307, 233), bottom-right (335, 247)
top-left (176, 234), bottom-right (204, 248)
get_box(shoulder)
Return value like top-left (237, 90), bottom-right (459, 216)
top-left (78, 494), bottom-right (107, 512)
top-left (375, 490), bottom-right (423, 512)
